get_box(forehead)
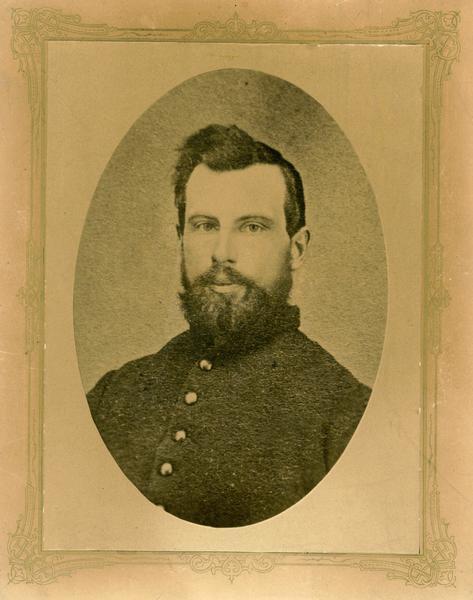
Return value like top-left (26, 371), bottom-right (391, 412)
top-left (185, 163), bottom-right (287, 220)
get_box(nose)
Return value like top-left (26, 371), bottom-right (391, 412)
top-left (211, 229), bottom-right (237, 264)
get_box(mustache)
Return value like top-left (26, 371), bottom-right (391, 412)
top-left (191, 264), bottom-right (256, 289)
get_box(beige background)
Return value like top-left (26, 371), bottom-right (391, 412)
top-left (44, 41), bottom-right (421, 552)
top-left (2, 0), bottom-right (473, 599)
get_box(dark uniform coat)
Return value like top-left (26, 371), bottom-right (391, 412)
top-left (87, 308), bottom-right (370, 527)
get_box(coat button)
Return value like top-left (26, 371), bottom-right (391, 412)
top-left (174, 430), bottom-right (187, 442)
top-left (159, 462), bottom-right (173, 476)
top-left (199, 359), bottom-right (212, 371)
top-left (184, 391), bottom-right (198, 405)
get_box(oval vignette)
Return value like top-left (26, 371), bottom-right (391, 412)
top-left (74, 68), bottom-right (387, 527)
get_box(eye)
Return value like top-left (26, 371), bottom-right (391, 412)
top-left (192, 221), bottom-right (218, 232)
top-left (241, 222), bottom-right (266, 233)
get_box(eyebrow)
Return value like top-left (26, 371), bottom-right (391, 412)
top-left (187, 214), bottom-right (219, 222)
top-left (236, 215), bottom-right (275, 226)
top-left (187, 214), bottom-right (275, 226)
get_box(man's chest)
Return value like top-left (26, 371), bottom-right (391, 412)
top-left (99, 354), bottom-right (330, 525)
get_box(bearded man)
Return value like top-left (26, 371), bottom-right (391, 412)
top-left (87, 124), bottom-right (371, 528)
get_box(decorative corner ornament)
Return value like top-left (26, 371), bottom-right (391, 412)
top-left (406, 10), bottom-right (460, 75)
top-left (7, 485), bottom-right (61, 584)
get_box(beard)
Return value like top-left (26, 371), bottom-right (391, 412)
top-left (179, 256), bottom-right (294, 354)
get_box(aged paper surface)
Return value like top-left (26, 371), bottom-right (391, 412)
top-left (1, 0), bottom-right (472, 599)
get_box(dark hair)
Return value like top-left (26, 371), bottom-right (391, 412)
top-left (173, 124), bottom-right (305, 237)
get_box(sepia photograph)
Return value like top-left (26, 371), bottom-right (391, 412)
top-left (76, 69), bottom-right (386, 527)
top-left (3, 2), bottom-right (471, 598)
top-left (41, 40), bottom-right (423, 555)
top-left (36, 36), bottom-right (424, 553)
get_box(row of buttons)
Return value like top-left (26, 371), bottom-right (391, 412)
top-left (183, 357), bottom-right (212, 405)
top-left (159, 431), bottom-right (186, 477)
top-left (159, 358), bottom-right (213, 476)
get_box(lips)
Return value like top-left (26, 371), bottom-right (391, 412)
top-left (198, 266), bottom-right (251, 289)
top-left (208, 273), bottom-right (238, 285)
top-left (210, 282), bottom-right (242, 294)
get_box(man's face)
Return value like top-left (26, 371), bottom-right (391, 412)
top-left (181, 163), bottom-right (294, 299)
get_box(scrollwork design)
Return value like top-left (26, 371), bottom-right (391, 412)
top-left (187, 13), bottom-right (284, 41)
top-left (184, 552), bottom-right (275, 581)
top-left (411, 10), bottom-right (460, 72)
top-left (16, 240), bottom-right (43, 353)
top-left (427, 243), bottom-right (451, 355)
top-left (8, 529), bottom-right (63, 585)
top-left (7, 485), bottom-right (63, 584)
top-left (11, 8), bottom-right (115, 112)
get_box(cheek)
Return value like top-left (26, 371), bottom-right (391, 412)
top-left (182, 238), bottom-right (213, 276)
top-left (239, 239), bottom-right (290, 282)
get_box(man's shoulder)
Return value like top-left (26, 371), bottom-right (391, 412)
top-left (276, 328), bottom-right (371, 398)
top-left (120, 330), bottom-right (191, 371)
top-left (87, 330), bottom-right (191, 397)
top-left (279, 329), bottom-right (358, 375)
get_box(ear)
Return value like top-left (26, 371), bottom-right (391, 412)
top-left (289, 227), bottom-right (310, 270)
